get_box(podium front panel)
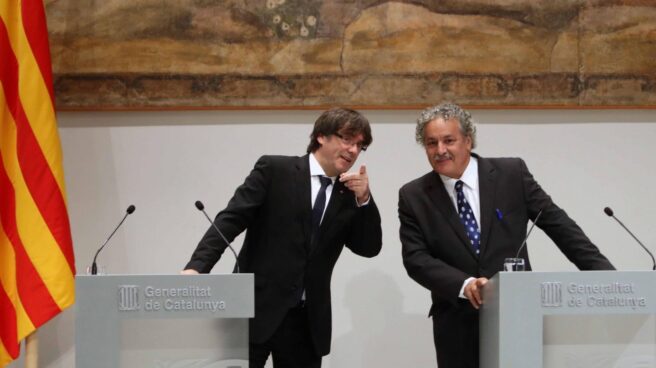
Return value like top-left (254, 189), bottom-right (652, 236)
top-left (76, 274), bottom-right (253, 368)
top-left (480, 271), bottom-right (656, 368)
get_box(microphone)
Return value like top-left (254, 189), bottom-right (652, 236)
top-left (195, 200), bottom-right (240, 273)
top-left (604, 207), bottom-right (656, 270)
top-left (90, 205), bottom-right (135, 275)
top-left (514, 209), bottom-right (544, 259)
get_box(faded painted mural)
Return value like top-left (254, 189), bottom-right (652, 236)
top-left (47, 0), bottom-right (656, 109)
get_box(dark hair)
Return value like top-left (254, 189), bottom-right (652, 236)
top-left (307, 107), bottom-right (373, 153)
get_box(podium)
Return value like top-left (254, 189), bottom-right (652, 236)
top-left (76, 274), bottom-right (253, 368)
top-left (480, 271), bottom-right (656, 368)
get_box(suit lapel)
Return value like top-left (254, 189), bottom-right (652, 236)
top-left (295, 155), bottom-right (312, 254)
top-left (310, 178), bottom-right (346, 256)
top-left (321, 179), bottom-right (346, 228)
top-left (424, 172), bottom-right (476, 257)
top-left (477, 155), bottom-right (497, 255)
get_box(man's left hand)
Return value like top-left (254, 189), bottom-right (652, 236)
top-left (463, 277), bottom-right (489, 309)
top-left (340, 165), bottom-right (370, 204)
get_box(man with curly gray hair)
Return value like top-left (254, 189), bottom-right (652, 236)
top-left (398, 102), bottom-right (614, 368)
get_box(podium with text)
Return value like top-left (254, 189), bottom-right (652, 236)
top-left (480, 271), bottom-right (656, 368)
top-left (76, 274), bottom-right (253, 368)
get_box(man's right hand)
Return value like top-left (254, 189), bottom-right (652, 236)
top-left (463, 277), bottom-right (488, 309)
top-left (180, 269), bottom-right (199, 275)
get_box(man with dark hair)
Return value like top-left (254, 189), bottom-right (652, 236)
top-left (399, 102), bottom-right (614, 368)
top-left (183, 107), bottom-right (382, 368)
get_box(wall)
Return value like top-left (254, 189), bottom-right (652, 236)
top-left (9, 109), bottom-right (656, 367)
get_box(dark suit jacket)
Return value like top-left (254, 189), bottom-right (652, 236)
top-left (398, 154), bottom-right (614, 367)
top-left (186, 154), bottom-right (382, 356)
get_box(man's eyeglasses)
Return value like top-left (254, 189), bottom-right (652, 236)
top-left (335, 133), bottom-right (368, 151)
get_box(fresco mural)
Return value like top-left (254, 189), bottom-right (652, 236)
top-left (46, 0), bottom-right (656, 109)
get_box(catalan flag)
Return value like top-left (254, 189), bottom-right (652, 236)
top-left (0, 0), bottom-right (75, 366)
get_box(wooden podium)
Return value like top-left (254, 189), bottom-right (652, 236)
top-left (75, 274), bottom-right (253, 368)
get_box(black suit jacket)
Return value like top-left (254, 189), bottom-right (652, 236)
top-left (398, 154), bottom-right (614, 367)
top-left (186, 155), bottom-right (382, 356)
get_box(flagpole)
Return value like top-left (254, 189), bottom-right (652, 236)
top-left (24, 332), bottom-right (38, 368)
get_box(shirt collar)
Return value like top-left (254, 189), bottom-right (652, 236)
top-left (439, 155), bottom-right (478, 192)
top-left (309, 153), bottom-right (336, 182)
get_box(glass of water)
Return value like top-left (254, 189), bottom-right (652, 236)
top-left (503, 258), bottom-right (525, 272)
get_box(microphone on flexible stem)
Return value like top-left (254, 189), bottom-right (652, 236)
top-left (90, 205), bottom-right (135, 275)
top-left (195, 200), bottom-right (240, 273)
top-left (604, 207), bottom-right (656, 270)
top-left (514, 209), bottom-right (544, 259)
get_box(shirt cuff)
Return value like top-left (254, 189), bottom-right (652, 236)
top-left (355, 195), bottom-right (371, 207)
top-left (459, 277), bottom-right (476, 299)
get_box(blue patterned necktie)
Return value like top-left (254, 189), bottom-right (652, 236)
top-left (455, 180), bottom-right (480, 255)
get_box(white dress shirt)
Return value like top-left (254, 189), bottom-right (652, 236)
top-left (439, 156), bottom-right (480, 226)
top-left (438, 156), bottom-right (481, 299)
top-left (309, 153), bottom-right (335, 223)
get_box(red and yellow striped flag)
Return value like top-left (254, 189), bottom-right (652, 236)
top-left (0, 0), bottom-right (75, 366)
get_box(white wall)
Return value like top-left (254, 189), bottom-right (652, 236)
top-left (10, 109), bottom-right (656, 367)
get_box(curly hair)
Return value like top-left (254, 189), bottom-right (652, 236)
top-left (415, 102), bottom-right (477, 148)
